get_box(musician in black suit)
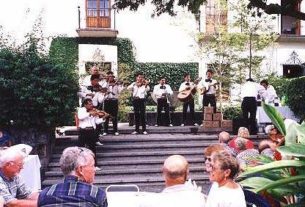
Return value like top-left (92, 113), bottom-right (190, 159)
top-left (178, 73), bottom-right (198, 126)
top-left (153, 77), bottom-right (173, 127)
top-left (199, 69), bottom-right (218, 113)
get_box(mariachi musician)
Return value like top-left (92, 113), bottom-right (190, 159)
top-left (153, 77), bottom-right (173, 127)
top-left (101, 71), bottom-right (124, 136)
top-left (78, 98), bottom-right (108, 166)
top-left (178, 73), bottom-right (199, 126)
top-left (127, 72), bottom-right (150, 135)
top-left (199, 69), bottom-right (218, 113)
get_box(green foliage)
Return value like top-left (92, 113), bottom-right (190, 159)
top-left (113, 0), bottom-right (205, 16)
top-left (285, 77), bottom-right (305, 120)
top-left (0, 37), bottom-right (79, 129)
top-left (134, 62), bottom-right (199, 91)
top-left (267, 75), bottom-right (290, 99)
top-left (239, 105), bottom-right (305, 205)
top-left (222, 105), bottom-right (242, 120)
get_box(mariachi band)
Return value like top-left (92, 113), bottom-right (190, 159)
top-left (78, 66), bottom-right (219, 139)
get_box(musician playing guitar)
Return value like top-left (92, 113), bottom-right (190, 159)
top-left (153, 77), bottom-right (173, 127)
top-left (199, 69), bottom-right (218, 113)
top-left (178, 73), bottom-right (199, 126)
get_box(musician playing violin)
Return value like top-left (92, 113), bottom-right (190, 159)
top-left (178, 73), bottom-right (198, 126)
top-left (199, 69), bottom-right (218, 113)
top-left (101, 71), bottom-right (124, 136)
top-left (153, 77), bottom-right (173, 127)
top-left (78, 98), bottom-right (107, 165)
top-left (127, 72), bottom-right (150, 135)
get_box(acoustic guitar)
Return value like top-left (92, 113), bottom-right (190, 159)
top-left (177, 77), bottom-right (202, 102)
top-left (200, 82), bottom-right (218, 95)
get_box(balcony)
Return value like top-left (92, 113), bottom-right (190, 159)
top-left (76, 7), bottom-right (118, 38)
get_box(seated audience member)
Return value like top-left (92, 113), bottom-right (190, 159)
top-left (139, 155), bottom-right (206, 207)
top-left (0, 146), bottom-right (39, 206)
top-left (228, 127), bottom-right (254, 153)
top-left (218, 131), bottom-right (231, 144)
top-left (206, 151), bottom-right (246, 207)
top-left (258, 140), bottom-right (276, 159)
top-left (235, 138), bottom-right (260, 170)
top-left (265, 125), bottom-right (285, 146)
top-left (204, 144), bottom-right (226, 173)
top-left (38, 147), bottom-right (108, 207)
top-left (0, 128), bottom-right (12, 147)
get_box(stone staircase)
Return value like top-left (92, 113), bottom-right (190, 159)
top-left (43, 127), bottom-right (266, 193)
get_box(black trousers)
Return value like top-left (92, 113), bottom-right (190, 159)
top-left (132, 98), bottom-right (146, 132)
top-left (157, 98), bottom-right (170, 126)
top-left (242, 97), bottom-right (257, 134)
top-left (203, 94), bottom-right (216, 113)
top-left (182, 98), bottom-right (195, 125)
top-left (103, 99), bottom-right (118, 133)
top-left (79, 128), bottom-right (98, 164)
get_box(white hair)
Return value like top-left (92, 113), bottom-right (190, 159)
top-left (59, 147), bottom-right (94, 176)
top-left (0, 148), bottom-right (26, 168)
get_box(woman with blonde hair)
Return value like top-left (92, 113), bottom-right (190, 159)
top-left (206, 151), bottom-right (246, 207)
top-left (228, 127), bottom-right (254, 153)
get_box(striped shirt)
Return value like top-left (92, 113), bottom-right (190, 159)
top-left (0, 171), bottom-right (31, 204)
top-left (38, 175), bottom-right (108, 207)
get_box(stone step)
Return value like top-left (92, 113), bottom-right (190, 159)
top-left (50, 149), bottom-right (207, 160)
top-left (45, 165), bottom-right (206, 177)
top-left (48, 156), bottom-right (205, 167)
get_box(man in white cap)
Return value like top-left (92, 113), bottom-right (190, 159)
top-left (0, 145), bottom-right (38, 206)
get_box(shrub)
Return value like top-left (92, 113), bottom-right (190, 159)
top-left (285, 76), bottom-right (305, 120)
top-left (223, 105), bottom-right (242, 120)
top-left (0, 36), bottom-right (79, 130)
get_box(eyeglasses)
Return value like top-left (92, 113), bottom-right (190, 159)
top-left (204, 156), bottom-right (212, 162)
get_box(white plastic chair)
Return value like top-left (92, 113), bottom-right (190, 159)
top-left (106, 184), bottom-right (140, 193)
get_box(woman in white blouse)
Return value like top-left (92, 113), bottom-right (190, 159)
top-left (206, 151), bottom-right (246, 207)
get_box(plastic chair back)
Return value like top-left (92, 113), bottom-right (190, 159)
top-left (106, 184), bottom-right (140, 193)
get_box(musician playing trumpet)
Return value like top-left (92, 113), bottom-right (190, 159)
top-left (101, 71), bottom-right (124, 136)
top-left (179, 73), bottom-right (198, 126)
top-left (78, 98), bottom-right (107, 166)
top-left (127, 72), bottom-right (150, 135)
top-left (199, 69), bottom-right (218, 113)
top-left (153, 77), bottom-right (173, 127)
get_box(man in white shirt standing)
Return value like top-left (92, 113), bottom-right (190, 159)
top-left (200, 69), bottom-right (218, 113)
top-left (153, 77), bottom-right (173, 127)
top-left (178, 73), bottom-right (198, 126)
top-left (240, 78), bottom-right (264, 134)
top-left (78, 98), bottom-right (106, 166)
top-left (260, 80), bottom-right (279, 105)
top-left (127, 72), bottom-right (150, 135)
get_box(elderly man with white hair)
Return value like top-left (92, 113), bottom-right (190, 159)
top-left (0, 145), bottom-right (39, 206)
top-left (140, 155), bottom-right (206, 207)
top-left (38, 147), bottom-right (108, 207)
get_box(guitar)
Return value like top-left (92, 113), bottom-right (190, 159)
top-left (200, 82), bottom-right (218, 95)
top-left (177, 77), bottom-right (202, 102)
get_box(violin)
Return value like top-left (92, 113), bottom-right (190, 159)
top-left (89, 108), bottom-right (112, 118)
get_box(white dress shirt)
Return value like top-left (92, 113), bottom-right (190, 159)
top-left (179, 81), bottom-right (195, 92)
top-left (199, 79), bottom-right (217, 95)
top-left (82, 75), bottom-right (105, 87)
top-left (262, 85), bottom-right (278, 103)
top-left (153, 84), bottom-right (173, 103)
top-left (77, 107), bottom-right (104, 129)
top-left (127, 82), bottom-right (150, 99)
top-left (103, 83), bottom-right (124, 99)
top-left (240, 81), bottom-right (264, 99)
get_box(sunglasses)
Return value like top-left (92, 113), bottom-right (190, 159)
top-left (204, 156), bottom-right (212, 162)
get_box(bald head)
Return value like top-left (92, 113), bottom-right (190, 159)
top-left (163, 155), bottom-right (189, 187)
top-left (218, 131), bottom-right (230, 144)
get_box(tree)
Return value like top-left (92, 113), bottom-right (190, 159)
top-left (113, 0), bottom-right (305, 20)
